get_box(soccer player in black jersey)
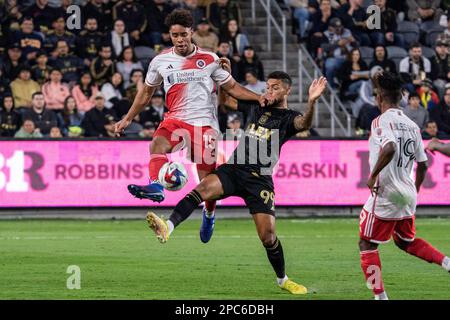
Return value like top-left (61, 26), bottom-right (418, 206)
top-left (146, 62), bottom-right (327, 294)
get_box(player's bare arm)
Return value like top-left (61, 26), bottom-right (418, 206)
top-left (294, 77), bottom-right (327, 131)
top-left (114, 84), bottom-right (156, 136)
top-left (415, 161), bottom-right (428, 192)
top-left (427, 138), bottom-right (450, 156)
top-left (367, 142), bottom-right (396, 195)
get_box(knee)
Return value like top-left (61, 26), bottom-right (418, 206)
top-left (359, 238), bottom-right (377, 251)
top-left (150, 137), bottom-right (171, 154)
top-left (195, 183), bottom-right (211, 201)
top-left (260, 230), bottom-right (277, 248)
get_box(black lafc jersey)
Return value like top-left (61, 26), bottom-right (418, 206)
top-left (228, 100), bottom-right (302, 175)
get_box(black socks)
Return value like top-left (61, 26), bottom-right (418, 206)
top-left (264, 237), bottom-right (285, 279)
top-left (169, 190), bottom-right (203, 227)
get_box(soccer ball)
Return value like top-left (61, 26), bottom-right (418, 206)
top-left (158, 161), bottom-right (188, 191)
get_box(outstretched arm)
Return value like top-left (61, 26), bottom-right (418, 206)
top-left (427, 138), bottom-right (450, 156)
top-left (293, 77), bottom-right (327, 131)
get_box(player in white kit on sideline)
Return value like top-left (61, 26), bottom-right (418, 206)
top-left (358, 72), bottom-right (450, 300)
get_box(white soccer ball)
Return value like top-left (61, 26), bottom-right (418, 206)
top-left (158, 161), bottom-right (188, 191)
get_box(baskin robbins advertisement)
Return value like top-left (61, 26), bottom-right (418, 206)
top-left (0, 140), bottom-right (449, 207)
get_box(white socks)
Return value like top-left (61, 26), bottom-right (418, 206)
top-left (442, 256), bottom-right (450, 272)
top-left (277, 275), bottom-right (288, 286)
top-left (375, 291), bottom-right (389, 300)
top-left (167, 220), bottom-right (174, 236)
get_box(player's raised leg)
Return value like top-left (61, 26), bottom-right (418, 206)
top-left (147, 173), bottom-right (224, 243)
top-left (128, 135), bottom-right (172, 202)
top-left (253, 213), bottom-right (307, 295)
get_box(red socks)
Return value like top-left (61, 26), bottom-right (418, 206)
top-left (149, 154), bottom-right (168, 182)
top-left (360, 249), bottom-right (385, 295)
top-left (404, 238), bottom-right (446, 265)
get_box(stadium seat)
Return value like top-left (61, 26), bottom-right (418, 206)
top-left (359, 46), bottom-right (374, 66)
top-left (420, 20), bottom-right (442, 32)
top-left (425, 26), bottom-right (446, 47)
top-left (421, 46), bottom-right (436, 59)
top-left (386, 46), bottom-right (408, 70)
top-left (397, 21), bottom-right (420, 47)
top-left (135, 46), bottom-right (156, 61)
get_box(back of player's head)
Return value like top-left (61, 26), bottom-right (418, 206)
top-left (373, 71), bottom-right (402, 105)
top-left (267, 71), bottom-right (292, 88)
top-left (165, 9), bottom-right (194, 29)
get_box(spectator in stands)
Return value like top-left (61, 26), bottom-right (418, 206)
top-left (2, 1), bottom-right (23, 37)
top-left (216, 41), bottom-right (238, 79)
top-left (338, 0), bottom-right (371, 46)
top-left (49, 39), bottom-right (84, 84)
top-left (407, 0), bottom-right (443, 24)
top-left (42, 68), bottom-right (70, 111)
top-left (90, 44), bottom-right (116, 86)
top-left (57, 96), bottom-right (84, 136)
top-left (236, 46), bottom-right (264, 83)
top-left (221, 19), bottom-right (249, 61)
top-left (81, 92), bottom-right (117, 137)
top-left (290, 0), bottom-right (316, 41)
top-left (429, 85), bottom-right (450, 135)
top-left (44, 15), bottom-right (76, 55)
top-left (403, 91), bottom-right (429, 130)
top-left (321, 17), bottom-right (356, 88)
top-left (417, 78), bottom-right (440, 111)
top-left (1, 43), bottom-right (25, 83)
top-left (139, 121), bottom-right (157, 139)
top-left (370, 0), bottom-right (404, 48)
top-left (116, 46), bottom-right (144, 88)
top-left (0, 94), bottom-right (21, 137)
top-left (225, 112), bottom-right (244, 139)
top-left (308, 0), bottom-right (339, 57)
top-left (430, 39), bottom-right (449, 99)
top-left (49, 126), bottom-right (63, 138)
top-left (83, 0), bottom-right (113, 33)
top-left (0, 69), bottom-right (9, 100)
top-left (123, 114), bottom-right (145, 138)
top-left (14, 119), bottom-right (43, 138)
top-left (112, 0), bottom-right (148, 46)
top-left (207, 0), bottom-right (242, 34)
top-left (338, 48), bottom-right (369, 100)
top-left (399, 43), bottom-right (432, 94)
top-left (351, 66), bottom-right (383, 118)
top-left (139, 89), bottom-right (167, 130)
top-left (192, 18), bottom-right (219, 52)
top-left (101, 72), bottom-right (125, 109)
top-left (11, 16), bottom-right (44, 61)
top-left (124, 69), bottom-right (145, 105)
top-left (31, 51), bottom-right (52, 85)
top-left (244, 69), bottom-right (266, 95)
top-left (22, 92), bottom-right (58, 135)
top-left (76, 17), bottom-right (104, 66)
top-left (24, 0), bottom-right (59, 33)
top-left (422, 120), bottom-right (448, 139)
top-left (72, 72), bottom-right (99, 113)
top-left (369, 45), bottom-right (397, 74)
top-left (178, 0), bottom-right (205, 28)
top-left (146, 0), bottom-right (174, 48)
top-left (107, 19), bottom-right (131, 58)
top-left (10, 66), bottom-right (41, 109)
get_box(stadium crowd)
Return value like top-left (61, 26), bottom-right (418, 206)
top-left (288, 0), bottom-right (450, 138)
top-left (0, 0), bottom-right (449, 140)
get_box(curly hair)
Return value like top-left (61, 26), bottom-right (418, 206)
top-left (164, 9), bottom-right (194, 29)
top-left (373, 71), bottom-right (402, 105)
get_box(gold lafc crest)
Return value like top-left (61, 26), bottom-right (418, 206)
top-left (258, 112), bottom-right (271, 125)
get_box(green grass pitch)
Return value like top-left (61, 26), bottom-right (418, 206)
top-left (0, 217), bottom-right (449, 300)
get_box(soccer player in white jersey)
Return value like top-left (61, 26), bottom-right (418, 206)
top-left (114, 9), bottom-right (265, 243)
top-left (359, 72), bottom-right (450, 300)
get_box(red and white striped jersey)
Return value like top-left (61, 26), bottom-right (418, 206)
top-left (363, 108), bottom-right (428, 220)
top-left (145, 46), bottom-right (231, 132)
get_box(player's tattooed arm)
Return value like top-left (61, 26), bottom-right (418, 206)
top-left (415, 161), bottom-right (428, 192)
top-left (367, 142), bottom-right (396, 195)
top-left (294, 77), bottom-right (327, 131)
top-left (114, 84), bottom-right (156, 136)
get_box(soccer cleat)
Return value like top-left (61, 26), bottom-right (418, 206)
top-left (279, 279), bottom-right (308, 295)
top-left (128, 182), bottom-right (165, 203)
top-left (146, 211), bottom-right (169, 243)
top-left (199, 208), bottom-right (215, 243)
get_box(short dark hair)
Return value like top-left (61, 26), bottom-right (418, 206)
top-left (267, 71), bottom-right (292, 87)
top-left (425, 120), bottom-right (437, 128)
top-left (32, 91), bottom-right (44, 99)
top-left (373, 71), bottom-right (402, 105)
top-left (409, 42), bottom-right (422, 50)
top-left (165, 9), bottom-right (194, 29)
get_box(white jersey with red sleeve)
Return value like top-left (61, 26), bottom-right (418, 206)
top-left (144, 45), bottom-right (232, 132)
top-left (363, 108), bottom-right (428, 220)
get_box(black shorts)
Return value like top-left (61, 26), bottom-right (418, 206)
top-left (214, 164), bottom-right (275, 215)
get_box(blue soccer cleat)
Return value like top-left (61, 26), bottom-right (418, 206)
top-left (199, 207), bottom-right (215, 243)
top-left (127, 182), bottom-right (165, 203)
